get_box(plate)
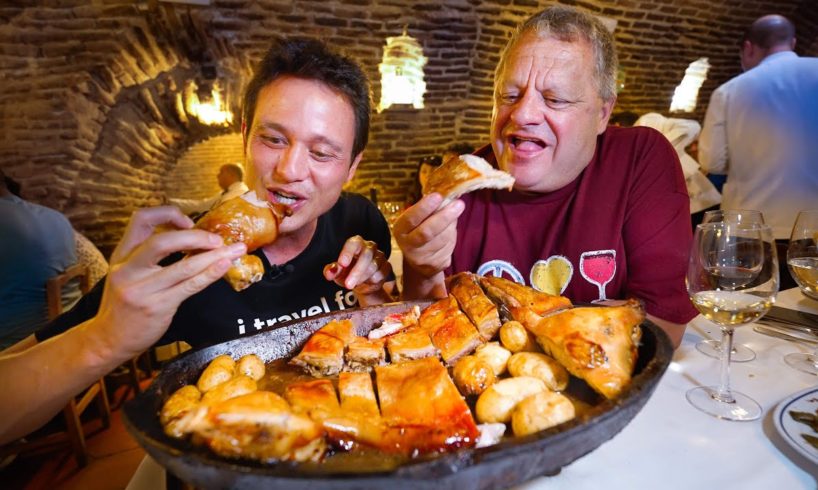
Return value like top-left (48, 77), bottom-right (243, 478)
top-left (773, 386), bottom-right (818, 465)
top-left (123, 301), bottom-right (673, 489)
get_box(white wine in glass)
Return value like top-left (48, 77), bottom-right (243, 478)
top-left (784, 210), bottom-right (818, 375)
top-left (685, 222), bottom-right (778, 421)
top-left (695, 209), bottom-right (766, 362)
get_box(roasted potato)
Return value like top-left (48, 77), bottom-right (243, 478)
top-left (474, 341), bottom-right (512, 376)
top-left (197, 355), bottom-right (236, 392)
top-left (201, 375), bottom-right (258, 405)
top-left (511, 391), bottom-right (576, 437)
top-left (160, 385), bottom-right (201, 438)
top-left (475, 376), bottom-right (547, 424)
top-left (499, 321), bottom-right (538, 353)
top-left (507, 352), bottom-right (569, 391)
top-left (208, 354), bottom-right (236, 371)
top-left (237, 354), bottom-right (266, 381)
top-left (452, 355), bottom-right (496, 396)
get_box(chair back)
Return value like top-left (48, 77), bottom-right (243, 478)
top-left (46, 264), bottom-right (91, 320)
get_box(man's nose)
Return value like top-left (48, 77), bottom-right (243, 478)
top-left (509, 91), bottom-right (546, 126)
top-left (274, 145), bottom-right (308, 181)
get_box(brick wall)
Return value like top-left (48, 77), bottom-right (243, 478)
top-left (0, 0), bottom-right (815, 254)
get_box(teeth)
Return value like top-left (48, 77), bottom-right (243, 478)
top-left (274, 191), bottom-right (298, 205)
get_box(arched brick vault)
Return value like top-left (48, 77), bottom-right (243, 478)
top-left (0, 1), bottom-right (816, 255)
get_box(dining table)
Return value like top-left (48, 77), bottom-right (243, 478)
top-left (125, 287), bottom-right (818, 490)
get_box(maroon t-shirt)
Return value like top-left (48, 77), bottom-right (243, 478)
top-left (450, 126), bottom-right (698, 324)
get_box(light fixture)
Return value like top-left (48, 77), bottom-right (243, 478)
top-left (377, 27), bottom-right (427, 112)
top-left (670, 58), bottom-right (711, 113)
top-left (177, 79), bottom-right (233, 126)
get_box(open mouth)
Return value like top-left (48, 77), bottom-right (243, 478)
top-left (509, 135), bottom-right (547, 152)
top-left (270, 190), bottom-right (302, 207)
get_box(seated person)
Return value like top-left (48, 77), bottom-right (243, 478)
top-left (404, 143), bottom-right (476, 207)
top-left (13, 37), bottom-right (394, 355)
top-left (73, 229), bottom-right (108, 288)
top-left (394, 5), bottom-right (696, 347)
top-left (0, 171), bottom-right (79, 350)
top-left (168, 162), bottom-right (250, 216)
top-left (404, 155), bottom-right (441, 208)
top-left (634, 112), bottom-right (721, 220)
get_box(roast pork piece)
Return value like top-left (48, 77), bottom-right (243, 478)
top-left (194, 191), bottom-right (290, 292)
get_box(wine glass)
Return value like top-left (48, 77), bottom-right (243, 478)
top-left (783, 210), bottom-right (818, 375)
top-left (694, 209), bottom-right (766, 362)
top-left (579, 250), bottom-right (616, 302)
top-left (685, 222), bottom-right (778, 421)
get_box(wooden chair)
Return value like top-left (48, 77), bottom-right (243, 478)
top-left (0, 264), bottom-right (111, 467)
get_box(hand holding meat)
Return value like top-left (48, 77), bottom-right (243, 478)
top-left (392, 194), bottom-right (464, 294)
top-left (323, 235), bottom-right (394, 306)
top-left (194, 192), bottom-right (290, 291)
top-left (95, 206), bottom-right (247, 360)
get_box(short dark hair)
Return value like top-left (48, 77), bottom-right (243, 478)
top-left (242, 38), bottom-right (372, 159)
top-left (445, 142), bottom-right (475, 155)
top-left (221, 162), bottom-right (244, 180)
top-left (743, 15), bottom-right (795, 50)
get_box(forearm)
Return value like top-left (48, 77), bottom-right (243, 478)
top-left (646, 313), bottom-right (685, 349)
top-left (0, 318), bottom-right (126, 444)
top-left (400, 265), bottom-right (447, 300)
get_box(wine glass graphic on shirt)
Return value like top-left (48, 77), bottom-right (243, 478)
top-left (580, 250), bottom-right (616, 301)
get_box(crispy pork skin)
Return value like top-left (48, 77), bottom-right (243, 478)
top-left (175, 391), bottom-right (326, 463)
top-left (523, 300), bottom-right (644, 399)
top-left (385, 329), bottom-right (438, 363)
top-left (290, 319), bottom-right (356, 377)
top-left (374, 357), bottom-right (479, 454)
top-left (479, 275), bottom-right (572, 318)
top-left (449, 272), bottom-right (502, 340)
top-left (419, 296), bottom-right (484, 365)
top-left (338, 372), bottom-right (380, 417)
top-left (285, 379), bottom-right (340, 422)
top-left (344, 336), bottom-right (386, 372)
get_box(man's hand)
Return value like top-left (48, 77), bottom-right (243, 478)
top-left (323, 235), bottom-right (393, 306)
top-left (393, 193), bottom-right (464, 299)
top-left (92, 206), bottom-right (247, 361)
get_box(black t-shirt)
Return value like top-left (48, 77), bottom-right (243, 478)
top-left (36, 193), bottom-right (391, 349)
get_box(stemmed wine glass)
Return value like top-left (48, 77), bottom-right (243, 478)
top-left (783, 210), bottom-right (818, 375)
top-left (695, 210), bottom-right (766, 362)
top-left (686, 222), bottom-right (778, 421)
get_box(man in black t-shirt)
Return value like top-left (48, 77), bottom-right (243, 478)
top-left (0, 38), bottom-right (395, 442)
top-left (26, 38), bottom-right (394, 350)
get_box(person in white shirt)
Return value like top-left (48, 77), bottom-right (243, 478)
top-left (635, 112), bottom-right (721, 217)
top-left (168, 162), bottom-right (250, 215)
top-left (698, 14), bottom-right (818, 239)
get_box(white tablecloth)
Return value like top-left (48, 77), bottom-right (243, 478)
top-left (127, 288), bottom-right (818, 490)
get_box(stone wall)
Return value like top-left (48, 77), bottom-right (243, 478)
top-left (0, 0), bottom-right (815, 254)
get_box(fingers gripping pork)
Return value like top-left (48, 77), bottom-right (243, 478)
top-left (195, 192), bottom-right (291, 291)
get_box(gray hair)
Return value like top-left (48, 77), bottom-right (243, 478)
top-left (496, 5), bottom-right (618, 102)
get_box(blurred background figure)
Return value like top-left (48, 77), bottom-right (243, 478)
top-left (168, 162), bottom-right (249, 216)
top-left (405, 155), bottom-right (442, 207)
top-left (699, 14), bottom-right (818, 240)
top-left (0, 170), bottom-right (79, 350)
top-left (634, 112), bottom-right (721, 228)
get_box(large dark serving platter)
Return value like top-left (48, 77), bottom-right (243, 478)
top-left (124, 300), bottom-right (673, 489)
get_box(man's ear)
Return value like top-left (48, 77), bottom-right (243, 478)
top-left (597, 97), bottom-right (617, 134)
top-left (346, 153), bottom-right (363, 183)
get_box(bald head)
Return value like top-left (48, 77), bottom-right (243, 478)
top-left (740, 15), bottom-right (796, 70)
top-left (744, 15), bottom-right (795, 49)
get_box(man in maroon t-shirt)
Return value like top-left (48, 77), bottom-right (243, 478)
top-left (393, 5), bottom-right (697, 347)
